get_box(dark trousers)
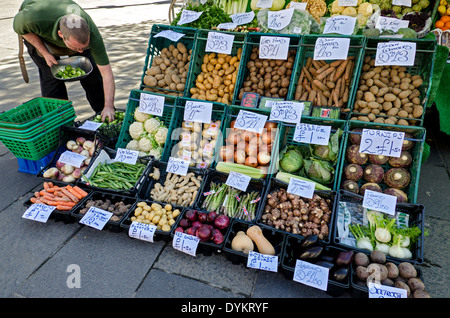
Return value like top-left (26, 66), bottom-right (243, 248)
top-left (24, 40), bottom-right (105, 113)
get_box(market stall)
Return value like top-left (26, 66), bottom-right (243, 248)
top-left (3, 0), bottom-right (446, 298)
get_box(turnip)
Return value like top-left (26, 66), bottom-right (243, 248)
top-left (43, 167), bottom-right (59, 179)
top-left (76, 137), bottom-right (86, 146)
top-left (66, 140), bottom-right (77, 150)
top-left (83, 140), bottom-right (95, 151)
top-left (80, 149), bottom-right (90, 157)
top-left (61, 164), bottom-right (75, 175)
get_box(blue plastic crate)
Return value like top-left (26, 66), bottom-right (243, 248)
top-left (17, 151), bottom-right (56, 175)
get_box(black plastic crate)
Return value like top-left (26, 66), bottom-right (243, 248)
top-left (120, 199), bottom-right (184, 242)
top-left (169, 208), bottom-right (232, 256)
top-left (139, 160), bottom-right (207, 209)
top-left (332, 189), bottom-right (425, 265)
top-left (222, 219), bottom-right (286, 268)
top-left (255, 177), bottom-right (337, 245)
top-left (195, 169), bottom-right (267, 223)
top-left (280, 235), bottom-right (352, 297)
top-left (70, 190), bottom-right (137, 232)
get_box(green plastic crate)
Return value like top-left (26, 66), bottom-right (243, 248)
top-left (0, 97), bottom-right (73, 129)
top-left (336, 121), bottom-right (426, 203)
top-left (160, 97), bottom-right (228, 167)
top-left (185, 29), bottom-right (247, 105)
top-left (114, 89), bottom-right (179, 161)
top-left (349, 38), bottom-right (437, 127)
top-left (0, 115), bottom-right (76, 160)
top-left (233, 32), bottom-right (302, 106)
top-left (140, 24), bottom-right (199, 97)
top-left (271, 117), bottom-right (348, 191)
top-left (0, 107), bottom-right (76, 139)
top-left (287, 34), bottom-right (366, 120)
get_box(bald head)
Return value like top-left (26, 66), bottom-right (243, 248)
top-left (59, 14), bottom-right (89, 44)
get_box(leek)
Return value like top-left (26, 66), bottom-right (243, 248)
top-left (275, 171), bottom-right (332, 191)
top-left (216, 162), bottom-right (263, 179)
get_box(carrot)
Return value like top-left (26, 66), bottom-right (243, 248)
top-left (313, 79), bottom-right (329, 92)
top-left (73, 186), bottom-right (88, 198)
top-left (38, 197), bottom-right (58, 206)
top-left (333, 59), bottom-right (348, 80)
top-left (60, 187), bottom-right (79, 203)
top-left (56, 205), bottom-right (73, 211)
top-left (66, 185), bottom-right (83, 200)
top-left (316, 63), bottom-right (330, 74)
top-left (30, 197), bottom-right (42, 204)
top-left (303, 67), bottom-right (314, 83)
top-left (53, 196), bottom-right (72, 202)
top-left (316, 66), bottom-right (335, 81)
top-left (329, 60), bottom-right (343, 68)
top-left (43, 182), bottom-right (50, 191)
top-left (54, 201), bottom-right (76, 207)
top-left (344, 59), bottom-right (353, 82)
top-left (34, 191), bottom-right (41, 198)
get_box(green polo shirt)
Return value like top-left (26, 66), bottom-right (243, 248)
top-left (13, 0), bottom-right (109, 65)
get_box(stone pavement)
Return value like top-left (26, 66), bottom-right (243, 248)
top-left (0, 1), bottom-right (448, 302)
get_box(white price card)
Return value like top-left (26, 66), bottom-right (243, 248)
top-left (231, 11), bottom-right (255, 25)
top-left (22, 203), bottom-right (55, 223)
top-left (114, 148), bottom-right (138, 165)
top-left (177, 10), bottom-right (203, 25)
top-left (259, 36), bottom-right (290, 60)
top-left (172, 231), bottom-right (199, 256)
top-left (247, 251), bottom-right (278, 272)
top-left (368, 282), bottom-right (408, 298)
top-left (269, 101), bottom-right (303, 124)
top-left (375, 16), bottom-right (410, 32)
top-left (360, 128), bottom-right (405, 158)
top-left (184, 100), bottom-right (213, 123)
top-left (293, 259), bottom-right (329, 291)
top-left (79, 206), bottom-right (113, 230)
top-left (234, 110), bottom-right (268, 134)
top-left (217, 22), bottom-right (238, 30)
top-left (205, 31), bottom-right (234, 55)
top-left (323, 16), bottom-right (357, 36)
top-left (129, 221), bottom-right (157, 242)
top-left (314, 37), bottom-right (350, 60)
top-left (293, 123), bottom-right (332, 145)
top-left (153, 30), bottom-right (185, 42)
top-left (79, 120), bottom-right (103, 131)
top-left (363, 190), bottom-right (397, 216)
top-left (287, 177), bottom-right (315, 199)
top-left (256, 0), bottom-right (273, 8)
top-left (375, 41), bottom-right (416, 66)
top-left (289, 2), bottom-right (307, 10)
top-left (166, 157), bottom-right (190, 176)
top-left (139, 93), bottom-right (165, 116)
top-left (268, 8), bottom-right (295, 31)
top-left (58, 150), bottom-right (87, 168)
top-left (392, 0), bottom-right (411, 7)
top-left (226, 171), bottom-right (251, 192)
top-left (338, 0), bottom-right (358, 6)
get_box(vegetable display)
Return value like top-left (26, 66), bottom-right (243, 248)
top-left (91, 110), bottom-right (125, 128)
top-left (30, 182), bottom-right (89, 211)
top-left (171, 1), bottom-right (232, 29)
top-left (79, 197), bottom-right (132, 222)
top-left (130, 202), bottom-right (181, 232)
top-left (230, 224), bottom-right (276, 255)
top-left (328, 0), bottom-right (374, 27)
top-left (55, 65), bottom-right (85, 79)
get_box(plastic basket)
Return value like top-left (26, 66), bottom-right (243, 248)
top-left (332, 189), bottom-right (425, 265)
top-left (160, 97), bottom-right (228, 168)
top-left (271, 117), bottom-right (348, 190)
top-left (0, 115), bottom-right (76, 160)
top-left (114, 89), bottom-right (179, 161)
top-left (255, 177), bottom-right (337, 245)
top-left (70, 190), bottom-right (137, 232)
top-left (212, 105), bottom-right (282, 178)
top-left (222, 219), bottom-right (286, 267)
top-left (185, 29), bottom-right (247, 105)
top-left (280, 236), bottom-right (351, 297)
top-left (287, 34), bottom-right (366, 120)
top-left (233, 32), bottom-right (302, 106)
top-left (17, 151), bottom-right (55, 175)
top-left (195, 169), bottom-right (267, 224)
top-left (0, 97), bottom-right (73, 129)
top-left (348, 38), bottom-right (437, 127)
top-left (337, 120), bottom-right (426, 203)
top-left (140, 24), bottom-right (198, 97)
top-left (139, 160), bottom-right (208, 209)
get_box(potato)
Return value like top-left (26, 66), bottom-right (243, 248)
top-left (413, 289), bottom-right (431, 298)
top-left (354, 252), bottom-right (370, 267)
top-left (370, 250), bottom-right (386, 264)
top-left (395, 281), bottom-right (411, 297)
top-left (384, 93), bottom-right (397, 102)
top-left (364, 91), bottom-right (376, 103)
top-left (413, 105), bottom-right (423, 118)
top-left (356, 266), bottom-right (369, 281)
top-left (385, 262), bottom-right (399, 279)
top-left (408, 277), bottom-right (425, 292)
top-left (399, 262), bottom-right (417, 279)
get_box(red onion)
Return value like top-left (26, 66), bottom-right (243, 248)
top-left (214, 215), bottom-right (230, 230)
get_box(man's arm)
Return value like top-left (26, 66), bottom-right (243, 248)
top-left (97, 64), bottom-right (116, 122)
top-left (21, 33), bottom-right (57, 67)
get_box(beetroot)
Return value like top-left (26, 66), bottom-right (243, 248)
top-left (214, 215), bottom-right (230, 230)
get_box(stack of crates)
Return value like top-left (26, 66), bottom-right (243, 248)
top-left (0, 97), bottom-right (76, 173)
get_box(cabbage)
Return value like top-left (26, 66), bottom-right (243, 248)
top-left (257, 8), bottom-right (320, 34)
top-left (310, 128), bottom-right (343, 165)
top-left (279, 146), bottom-right (304, 173)
top-left (303, 158), bottom-right (335, 185)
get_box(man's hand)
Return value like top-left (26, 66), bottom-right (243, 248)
top-left (43, 52), bottom-right (58, 67)
top-left (101, 106), bottom-right (115, 122)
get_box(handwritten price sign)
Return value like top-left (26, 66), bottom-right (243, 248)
top-left (234, 110), bottom-right (268, 134)
top-left (166, 157), bottom-right (190, 176)
top-left (375, 17), bottom-right (410, 32)
top-left (79, 120), bottom-right (103, 131)
top-left (293, 259), bottom-right (329, 291)
top-left (114, 148), bottom-right (138, 165)
top-left (206, 31), bottom-right (234, 55)
top-left (293, 123), bottom-right (331, 146)
top-left (323, 16), bottom-right (357, 36)
top-left (231, 11), bottom-right (255, 25)
top-left (363, 190), bottom-right (397, 216)
top-left (22, 203), bottom-right (56, 223)
top-left (375, 41), bottom-right (416, 66)
top-left (269, 101), bottom-right (303, 124)
top-left (153, 30), bottom-right (185, 42)
top-left (58, 150), bottom-right (87, 168)
top-left (268, 8), bottom-right (294, 31)
top-left (184, 101), bottom-right (213, 123)
top-left (314, 37), bottom-right (350, 60)
top-left (139, 93), bottom-right (165, 116)
top-left (259, 36), bottom-right (290, 60)
top-left (287, 177), bottom-right (315, 199)
top-left (129, 221), bottom-right (157, 242)
top-left (247, 251), bottom-right (278, 272)
top-left (172, 231), bottom-right (199, 256)
top-left (226, 171), bottom-right (251, 192)
top-left (177, 10), bottom-right (203, 25)
top-left (360, 129), bottom-right (405, 158)
top-left (79, 206), bottom-right (113, 230)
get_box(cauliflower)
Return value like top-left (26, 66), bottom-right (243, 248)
top-left (134, 109), bottom-right (149, 122)
top-left (358, 2), bottom-right (373, 16)
top-left (144, 117), bottom-right (161, 134)
top-left (129, 121), bottom-right (144, 140)
top-left (138, 135), bottom-right (153, 152)
top-left (126, 139), bottom-right (139, 151)
top-left (330, 0), bottom-right (345, 14)
top-left (138, 151), bottom-right (148, 157)
top-left (342, 7), bottom-right (358, 16)
top-left (356, 14), bottom-right (369, 27)
top-left (154, 126), bottom-right (168, 145)
top-left (149, 148), bottom-right (162, 160)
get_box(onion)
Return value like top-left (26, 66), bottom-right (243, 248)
top-left (185, 209), bottom-right (197, 222)
top-left (196, 225), bottom-right (212, 242)
top-left (264, 121), bottom-right (277, 131)
top-left (236, 140), bottom-right (247, 152)
top-left (241, 131), bottom-right (253, 142)
top-left (227, 131), bottom-right (239, 145)
top-left (245, 156), bottom-right (258, 168)
top-left (259, 143), bottom-right (272, 154)
top-left (219, 146), bottom-right (234, 162)
top-left (230, 120), bottom-right (236, 128)
top-left (246, 142), bottom-right (258, 156)
top-left (235, 149), bottom-right (246, 164)
top-left (257, 152), bottom-right (271, 165)
top-left (262, 131), bottom-right (272, 144)
top-left (214, 215), bottom-right (230, 230)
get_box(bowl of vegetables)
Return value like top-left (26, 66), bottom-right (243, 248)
top-left (51, 56), bottom-right (92, 81)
